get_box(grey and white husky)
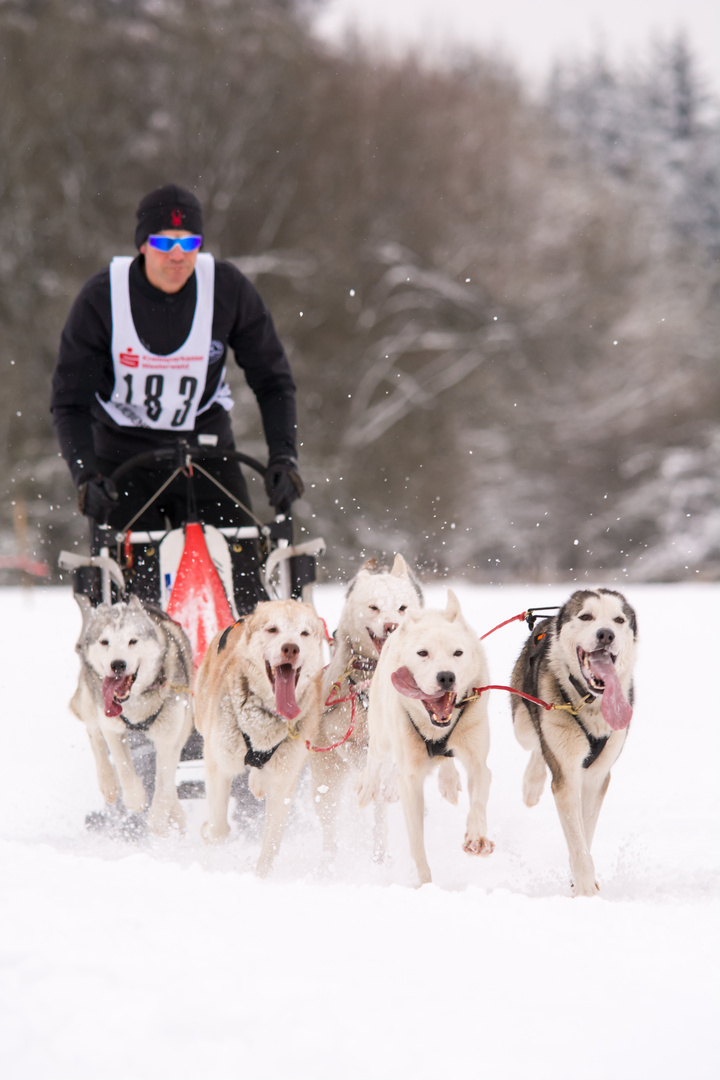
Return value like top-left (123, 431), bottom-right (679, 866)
top-left (70, 595), bottom-right (194, 835)
top-left (510, 588), bottom-right (638, 896)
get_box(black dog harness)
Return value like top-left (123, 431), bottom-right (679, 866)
top-left (242, 730), bottom-right (285, 769)
top-left (405, 698), bottom-right (472, 759)
top-left (560, 679), bottom-right (609, 769)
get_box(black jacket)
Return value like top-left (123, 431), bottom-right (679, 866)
top-left (51, 255), bottom-right (297, 486)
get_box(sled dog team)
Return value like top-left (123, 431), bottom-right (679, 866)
top-left (71, 555), bottom-right (638, 897)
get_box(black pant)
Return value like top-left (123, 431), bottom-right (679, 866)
top-left (89, 455), bottom-right (268, 615)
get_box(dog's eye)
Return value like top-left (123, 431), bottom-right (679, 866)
top-left (579, 613), bottom-right (594, 621)
top-left (417, 649), bottom-right (429, 657)
top-left (369, 605), bottom-right (380, 613)
top-left (300, 630), bottom-right (310, 637)
top-left (266, 626), bottom-right (279, 634)
top-left (128, 638), bottom-right (138, 646)
top-left (613, 617), bottom-right (625, 625)
top-left (99, 639), bottom-right (109, 647)
top-left (398, 605), bottom-right (407, 613)
top-left (454, 649), bottom-right (464, 657)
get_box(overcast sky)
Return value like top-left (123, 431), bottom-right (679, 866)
top-left (313, 0), bottom-right (720, 93)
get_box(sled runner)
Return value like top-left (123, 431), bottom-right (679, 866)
top-left (59, 441), bottom-right (325, 804)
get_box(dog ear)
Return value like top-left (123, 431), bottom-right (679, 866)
top-left (127, 594), bottom-right (144, 613)
top-left (444, 590), bottom-right (462, 622)
top-left (391, 553), bottom-right (408, 576)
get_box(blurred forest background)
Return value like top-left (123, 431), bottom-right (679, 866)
top-left (1, 0), bottom-right (718, 585)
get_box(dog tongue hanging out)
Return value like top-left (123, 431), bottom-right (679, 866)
top-left (582, 648), bottom-right (633, 730)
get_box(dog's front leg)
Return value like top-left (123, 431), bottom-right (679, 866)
top-left (399, 772), bottom-right (432, 885)
top-left (201, 752), bottom-right (233, 843)
top-left (551, 776), bottom-right (598, 896)
top-left (309, 744), bottom-right (345, 856)
top-left (85, 725), bottom-right (119, 805)
top-left (581, 769), bottom-right (612, 851)
top-left (102, 729), bottom-right (147, 812)
top-left (461, 754), bottom-right (495, 857)
top-left (256, 741), bottom-right (306, 876)
top-left (148, 707), bottom-right (192, 836)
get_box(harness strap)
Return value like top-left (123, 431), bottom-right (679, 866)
top-left (558, 685), bottom-right (609, 768)
top-left (120, 708), bottom-right (162, 732)
top-left (242, 730), bottom-right (283, 769)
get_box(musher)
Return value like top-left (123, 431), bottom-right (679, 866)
top-left (51, 183), bottom-right (304, 613)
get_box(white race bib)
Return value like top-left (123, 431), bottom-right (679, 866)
top-left (101, 253), bottom-right (217, 430)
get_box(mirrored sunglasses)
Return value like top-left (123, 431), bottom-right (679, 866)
top-left (147, 234), bottom-right (203, 252)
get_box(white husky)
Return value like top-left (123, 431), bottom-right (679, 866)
top-left (70, 595), bottom-right (194, 835)
top-left (310, 554), bottom-right (423, 854)
top-left (357, 591), bottom-right (494, 885)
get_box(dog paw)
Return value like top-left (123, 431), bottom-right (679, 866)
top-left (570, 878), bottom-right (600, 898)
top-left (122, 785), bottom-right (148, 814)
top-left (463, 835), bottom-right (495, 856)
top-left (148, 803), bottom-right (186, 837)
top-left (437, 761), bottom-right (462, 805)
top-left (201, 820), bottom-right (230, 844)
top-left (248, 769), bottom-right (265, 801)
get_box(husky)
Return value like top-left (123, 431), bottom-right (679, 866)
top-left (194, 598), bottom-right (325, 875)
top-left (310, 554), bottom-right (423, 855)
top-left (510, 588), bottom-right (638, 896)
top-left (71, 595), bottom-right (194, 835)
top-left (357, 590), bottom-right (494, 885)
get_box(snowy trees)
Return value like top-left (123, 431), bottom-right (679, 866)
top-left (0, 2), bottom-right (717, 583)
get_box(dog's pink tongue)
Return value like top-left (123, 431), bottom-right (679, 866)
top-left (391, 667), bottom-right (425, 699)
top-left (274, 663), bottom-right (300, 721)
top-left (102, 675), bottom-right (133, 718)
top-left (588, 651), bottom-right (633, 730)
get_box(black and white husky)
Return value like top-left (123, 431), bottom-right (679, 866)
top-left (70, 595), bottom-right (194, 835)
top-left (510, 588), bottom-right (638, 896)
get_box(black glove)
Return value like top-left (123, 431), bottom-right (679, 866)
top-left (77, 476), bottom-right (119, 521)
top-left (264, 459), bottom-right (304, 514)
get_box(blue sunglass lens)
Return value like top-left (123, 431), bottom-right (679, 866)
top-left (148, 235), bottom-right (203, 252)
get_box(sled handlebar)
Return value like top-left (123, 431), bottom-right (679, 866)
top-left (109, 443), bottom-right (267, 485)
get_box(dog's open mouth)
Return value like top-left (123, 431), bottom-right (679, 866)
top-left (577, 647), bottom-right (632, 731)
top-left (367, 624), bottom-right (397, 653)
top-left (391, 666), bottom-right (457, 727)
top-left (266, 661), bottom-right (302, 721)
top-left (102, 673), bottom-right (137, 718)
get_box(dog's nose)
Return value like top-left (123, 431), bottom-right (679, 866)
top-left (111, 659), bottom-right (126, 675)
top-left (596, 627), bottom-right (615, 647)
top-left (436, 670), bottom-right (456, 691)
top-left (384, 622), bottom-right (398, 636)
top-left (281, 642), bottom-right (299, 663)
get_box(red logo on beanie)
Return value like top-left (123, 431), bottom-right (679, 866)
top-left (171, 208), bottom-right (183, 227)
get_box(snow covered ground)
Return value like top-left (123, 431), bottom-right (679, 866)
top-left (1, 580), bottom-right (718, 1079)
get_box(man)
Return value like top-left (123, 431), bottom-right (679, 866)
top-left (51, 183), bottom-right (303, 611)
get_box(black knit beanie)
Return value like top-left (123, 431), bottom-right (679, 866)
top-left (135, 184), bottom-right (203, 248)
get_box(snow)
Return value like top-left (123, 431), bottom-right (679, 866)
top-left (1, 581), bottom-right (718, 1079)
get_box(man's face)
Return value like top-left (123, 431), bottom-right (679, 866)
top-left (140, 229), bottom-right (199, 294)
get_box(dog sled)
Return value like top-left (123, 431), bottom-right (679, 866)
top-left (59, 441), bottom-right (325, 807)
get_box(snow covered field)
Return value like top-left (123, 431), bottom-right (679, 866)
top-left (1, 580), bottom-right (718, 1079)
